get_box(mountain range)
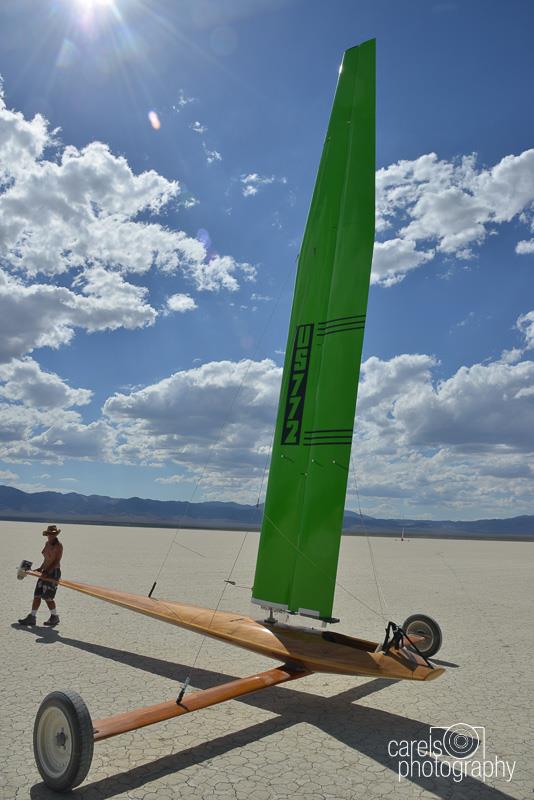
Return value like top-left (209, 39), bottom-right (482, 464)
top-left (1, 485), bottom-right (533, 540)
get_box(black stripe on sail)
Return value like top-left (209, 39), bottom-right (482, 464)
top-left (318, 323), bottom-right (366, 332)
top-left (303, 440), bottom-right (352, 446)
top-left (317, 325), bottom-right (365, 337)
top-left (305, 438), bottom-right (353, 442)
top-left (318, 318), bottom-right (365, 326)
top-left (318, 314), bottom-right (366, 326)
top-left (305, 428), bottom-right (353, 433)
top-left (304, 433), bottom-right (354, 439)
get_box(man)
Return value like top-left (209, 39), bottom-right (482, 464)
top-left (18, 524), bottom-right (63, 627)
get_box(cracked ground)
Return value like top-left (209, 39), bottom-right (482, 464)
top-left (2, 521), bottom-right (532, 800)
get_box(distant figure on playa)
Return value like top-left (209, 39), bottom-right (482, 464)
top-left (18, 524), bottom-right (63, 627)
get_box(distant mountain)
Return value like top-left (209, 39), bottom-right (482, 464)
top-left (343, 511), bottom-right (534, 538)
top-left (1, 485), bottom-right (533, 540)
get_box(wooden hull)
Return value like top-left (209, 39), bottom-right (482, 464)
top-left (28, 573), bottom-right (444, 682)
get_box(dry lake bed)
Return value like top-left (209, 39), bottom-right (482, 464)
top-left (1, 520), bottom-right (533, 800)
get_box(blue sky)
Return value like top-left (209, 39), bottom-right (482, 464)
top-left (0, 0), bottom-right (533, 519)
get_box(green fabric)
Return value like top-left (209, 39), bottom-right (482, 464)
top-left (252, 40), bottom-right (376, 620)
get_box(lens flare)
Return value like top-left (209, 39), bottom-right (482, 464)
top-left (196, 228), bottom-right (211, 250)
top-left (148, 111), bottom-right (161, 130)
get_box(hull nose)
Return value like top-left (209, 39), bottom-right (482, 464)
top-left (370, 647), bottom-right (445, 681)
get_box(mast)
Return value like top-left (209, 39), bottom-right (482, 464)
top-left (252, 40), bottom-right (376, 621)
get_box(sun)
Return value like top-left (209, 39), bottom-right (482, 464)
top-left (75, 0), bottom-right (114, 7)
top-left (71, 0), bottom-right (116, 16)
top-left (69, 0), bottom-right (119, 28)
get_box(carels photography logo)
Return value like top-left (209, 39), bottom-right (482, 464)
top-left (388, 723), bottom-right (516, 784)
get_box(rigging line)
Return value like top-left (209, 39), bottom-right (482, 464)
top-left (152, 536), bottom-right (208, 588)
top-left (135, 530), bottom-right (251, 678)
top-left (256, 428), bottom-right (275, 508)
top-left (224, 581), bottom-right (252, 590)
top-left (263, 512), bottom-right (383, 619)
top-left (255, 454), bottom-right (269, 508)
top-left (349, 454), bottom-right (389, 623)
top-left (436, 550), bottom-right (515, 666)
top-left (190, 528), bottom-right (250, 671)
top-left (150, 266), bottom-right (294, 588)
top-left (248, 256), bottom-right (299, 512)
top-left (366, 535), bottom-right (388, 622)
top-left (171, 541), bottom-right (208, 559)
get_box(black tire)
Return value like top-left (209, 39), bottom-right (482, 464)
top-left (33, 690), bottom-right (94, 792)
top-left (402, 614), bottom-right (443, 658)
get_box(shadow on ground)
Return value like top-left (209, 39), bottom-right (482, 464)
top-left (18, 628), bottom-right (513, 800)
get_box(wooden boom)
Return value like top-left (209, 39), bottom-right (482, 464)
top-left (28, 572), bottom-right (444, 682)
top-left (93, 666), bottom-right (309, 741)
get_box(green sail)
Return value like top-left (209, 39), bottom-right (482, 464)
top-left (252, 40), bottom-right (375, 621)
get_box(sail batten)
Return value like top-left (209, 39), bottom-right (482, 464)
top-left (252, 41), bottom-right (375, 620)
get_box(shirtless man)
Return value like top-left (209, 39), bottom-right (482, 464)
top-left (18, 524), bottom-right (63, 627)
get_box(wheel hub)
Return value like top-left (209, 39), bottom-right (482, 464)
top-left (55, 728), bottom-right (67, 748)
top-left (406, 619), bottom-right (434, 649)
top-left (36, 707), bottom-right (72, 779)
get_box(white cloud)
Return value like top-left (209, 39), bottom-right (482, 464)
top-left (0, 84), bottom-right (256, 367)
top-left (349, 352), bottom-right (534, 517)
top-left (2, 345), bottom-right (532, 514)
top-left (517, 310), bottom-right (534, 350)
top-left (251, 292), bottom-right (272, 302)
top-left (202, 142), bottom-right (222, 164)
top-left (0, 469), bottom-right (18, 483)
top-left (393, 360), bottom-right (534, 452)
top-left (499, 348), bottom-right (523, 365)
top-left (72, 266), bottom-right (158, 331)
top-left (62, 214), bottom-right (206, 277)
top-left (165, 293), bottom-right (197, 313)
top-left (103, 359), bottom-right (280, 492)
top-left (358, 354), bottom-right (437, 415)
top-left (476, 149), bottom-right (534, 222)
top-left (0, 358), bottom-right (92, 408)
top-left (0, 352), bottom-right (113, 465)
top-left (26, 419), bottom-right (116, 462)
top-left (0, 136), bottom-right (194, 277)
top-left (374, 149), bottom-right (534, 286)
top-left (190, 255), bottom-right (256, 292)
top-left (190, 121), bottom-right (207, 135)
top-left (0, 82), bottom-right (50, 182)
top-left (155, 475), bottom-right (181, 485)
top-left (97, 347), bottom-right (534, 513)
top-left (516, 239), bottom-right (534, 254)
top-left (0, 87), bottom-right (251, 290)
top-left (240, 172), bottom-right (287, 197)
top-left (357, 350), bottom-right (534, 457)
top-left (172, 90), bottom-right (196, 112)
top-left (180, 196), bottom-right (199, 209)
top-left (371, 238), bottom-right (433, 286)
top-left (0, 267), bottom-right (156, 364)
top-left (104, 358), bottom-right (280, 436)
top-left (0, 396), bottom-right (116, 463)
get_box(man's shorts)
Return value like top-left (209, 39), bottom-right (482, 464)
top-left (34, 568), bottom-right (61, 601)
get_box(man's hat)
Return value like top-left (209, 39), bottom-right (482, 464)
top-left (42, 524), bottom-right (61, 537)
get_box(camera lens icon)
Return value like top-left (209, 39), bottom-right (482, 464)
top-left (439, 723), bottom-right (484, 759)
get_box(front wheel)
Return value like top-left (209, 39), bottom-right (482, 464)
top-left (402, 614), bottom-right (443, 658)
top-left (33, 689), bottom-right (94, 791)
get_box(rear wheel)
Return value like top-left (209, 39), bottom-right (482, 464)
top-left (402, 614), bottom-right (442, 658)
top-left (33, 690), bottom-right (94, 791)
